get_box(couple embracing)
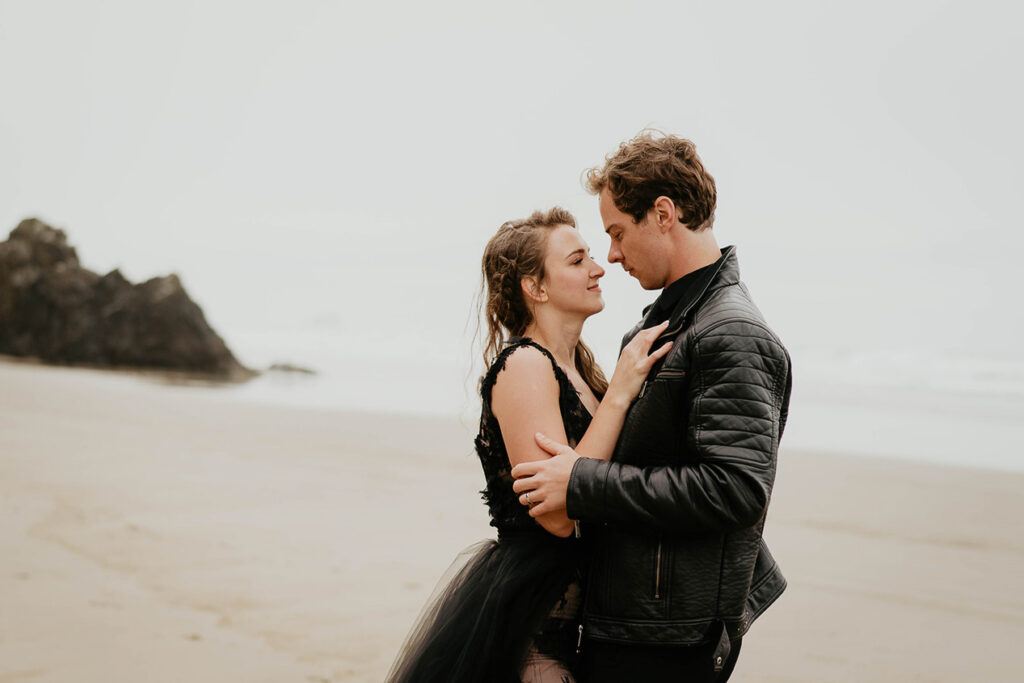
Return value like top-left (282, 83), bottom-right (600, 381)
top-left (387, 132), bottom-right (792, 682)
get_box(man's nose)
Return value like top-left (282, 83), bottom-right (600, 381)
top-left (608, 243), bottom-right (622, 264)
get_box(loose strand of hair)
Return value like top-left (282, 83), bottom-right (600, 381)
top-left (574, 339), bottom-right (608, 400)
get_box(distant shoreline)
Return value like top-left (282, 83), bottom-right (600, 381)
top-left (5, 352), bottom-right (1021, 475)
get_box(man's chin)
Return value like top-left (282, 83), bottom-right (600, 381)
top-left (637, 277), bottom-right (660, 290)
top-left (624, 269), bottom-right (658, 290)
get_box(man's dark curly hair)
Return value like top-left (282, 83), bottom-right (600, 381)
top-left (585, 130), bottom-right (717, 231)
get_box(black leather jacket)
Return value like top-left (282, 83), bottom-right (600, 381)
top-left (567, 246), bottom-right (791, 651)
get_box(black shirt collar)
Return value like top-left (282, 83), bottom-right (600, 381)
top-left (643, 249), bottom-right (729, 327)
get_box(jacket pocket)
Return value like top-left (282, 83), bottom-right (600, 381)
top-left (593, 528), bottom-right (667, 619)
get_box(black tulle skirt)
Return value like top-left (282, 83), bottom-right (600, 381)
top-left (386, 531), bottom-right (584, 683)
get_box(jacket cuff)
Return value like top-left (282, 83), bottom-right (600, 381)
top-left (566, 457), bottom-right (611, 521)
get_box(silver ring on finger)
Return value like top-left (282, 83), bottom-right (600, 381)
top-left (525, 491), bottom-right (532, 506)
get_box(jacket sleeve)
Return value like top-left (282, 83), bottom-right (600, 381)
top-left (566, 319), bottom-right (791, 534)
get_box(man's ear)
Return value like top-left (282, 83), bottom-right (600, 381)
top-left (521, 276), bottom-right (548, 303)
top-left (652, 196), bottom-right (680, 233)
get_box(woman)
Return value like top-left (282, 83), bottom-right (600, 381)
top-left (386, 207), bottom-right (669, 683)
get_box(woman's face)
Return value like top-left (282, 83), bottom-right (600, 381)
top-left (537, 224), bottom-right (605, 318)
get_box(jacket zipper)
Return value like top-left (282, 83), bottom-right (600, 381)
top-left (654, 536), bottom-right (663, 599)
top-left (629, 319), bottom-right (684, 362)
top-left (655, 320), bottom-right (685, 345)
top-left (638, 369), bottom-right (685, 402)
top-left (576, 624), bottom-right (584, 654)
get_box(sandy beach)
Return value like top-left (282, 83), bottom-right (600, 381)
top-left (2, 357), bottom-right (1022, 682)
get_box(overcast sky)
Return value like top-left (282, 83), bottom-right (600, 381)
top-left (2, 0), bottom-right (1022, 374)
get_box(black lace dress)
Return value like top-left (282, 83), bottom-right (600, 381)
top-left (386, 338), bottom-right (594, 683)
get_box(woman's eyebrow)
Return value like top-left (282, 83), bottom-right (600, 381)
top-left (564, 248), bottom-right (587, 261)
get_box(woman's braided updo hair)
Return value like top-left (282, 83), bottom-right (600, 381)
top-left (481, 207), bottom-right (608, 399)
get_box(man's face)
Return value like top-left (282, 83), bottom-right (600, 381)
top-left (599, 189), bottom-right (669, 290)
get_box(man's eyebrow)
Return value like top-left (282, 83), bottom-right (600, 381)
top-left (604, 223), bottom-right (619, 235)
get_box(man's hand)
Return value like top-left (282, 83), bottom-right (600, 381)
top-left (510, 433), bottom-right (580, 518)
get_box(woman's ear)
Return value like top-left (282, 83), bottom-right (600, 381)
top-left (521, 276), bottom-right (548, 303)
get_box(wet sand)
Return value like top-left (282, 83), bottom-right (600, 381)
top-left (1, 357), bottom-right (1022, 681)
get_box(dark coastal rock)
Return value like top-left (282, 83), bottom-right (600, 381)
top-left (0, 218), bottom-right (252, 379)
top-left (267, 363), bottom-right (316, 375)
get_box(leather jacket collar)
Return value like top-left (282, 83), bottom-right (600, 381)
top-left (640, 244), bottom-right (739, 339)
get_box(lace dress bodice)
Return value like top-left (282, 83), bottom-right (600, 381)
top-left (387, 337), bottom-right (594, 683)
top-left (475, 337), bottom-right (594, 534)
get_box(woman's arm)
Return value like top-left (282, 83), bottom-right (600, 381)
top-left (570, 321), bottom-right (671, 462)
top-left (491, 324), bottom-right (670, 537)
top-left (491, 347), bottom-right (579, 537)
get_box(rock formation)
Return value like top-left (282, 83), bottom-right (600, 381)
top-left (0, 218), bottom-right (251, 379)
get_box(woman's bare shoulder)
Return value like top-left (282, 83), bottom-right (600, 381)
top-left (492, 344), bottom-right (559, 394)
top-left (490, 345), bottom-right (562, 422)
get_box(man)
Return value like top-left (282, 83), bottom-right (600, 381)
top-left (511, 132), bottom-right (792, 682)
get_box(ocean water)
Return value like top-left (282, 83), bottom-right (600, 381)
top-left (782, 347), bottom-right (1024, 473)
top-left (213, 322), bottom-right (1024, 474)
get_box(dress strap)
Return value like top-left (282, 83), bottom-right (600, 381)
top-left (479, 337), bottom-right (577, 404)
